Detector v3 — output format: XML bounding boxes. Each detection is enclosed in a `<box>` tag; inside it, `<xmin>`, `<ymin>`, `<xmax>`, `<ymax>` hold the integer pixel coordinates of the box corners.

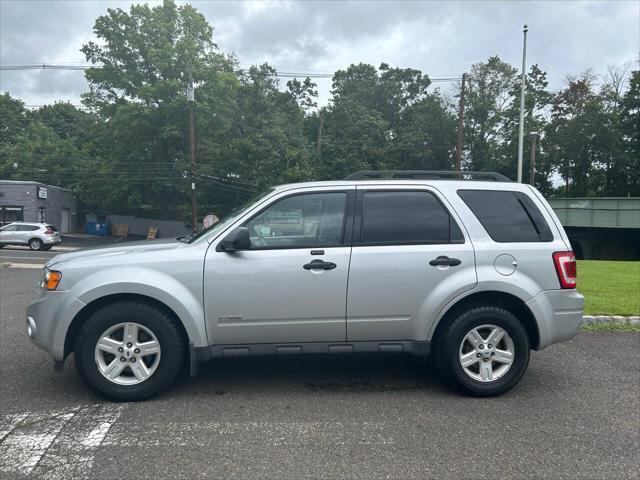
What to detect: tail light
<box><xmin>553</xmin><ymin>251</ymin><xmax>577</xmax><ymax>289</ymax></box>
<box><xmin>44</xmin><ymin>228</ymin><xmax>54</xmax><ymax>234</ymax></box>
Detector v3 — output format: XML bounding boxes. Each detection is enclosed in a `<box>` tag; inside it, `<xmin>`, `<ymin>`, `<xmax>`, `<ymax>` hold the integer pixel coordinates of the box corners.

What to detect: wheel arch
<box><xmin>429</xmin><ymin>290</ymin><xmax>540</xmax><ymax>350</ymax></box>
<box><xmin>64</xmin><ymin>293</ymin><xmax>190</xmax><ymax>360</ymax></box>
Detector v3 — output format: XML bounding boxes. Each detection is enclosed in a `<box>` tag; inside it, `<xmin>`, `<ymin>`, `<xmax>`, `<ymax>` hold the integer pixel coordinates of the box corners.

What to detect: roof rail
<box><xmin>344</xmin><ymin>170</ymin><xmax>512</xmax><ymax>182</ymax></box>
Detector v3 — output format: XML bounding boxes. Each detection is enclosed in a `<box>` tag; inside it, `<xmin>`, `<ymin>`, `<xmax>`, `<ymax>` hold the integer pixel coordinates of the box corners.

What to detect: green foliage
<box><xmin>317</xmin><ymin>62</ymin><xmax>455</xmax><ymax>179</ymax></box>
<box><xmin>462</xmin><ymin>57</ymin><xmax>516</xmax><ymax>173</ymax></box>
<box><xmin>0</xmin><ymin>93</ymin><xmax>28</xmax><ymax>147</ymax></box>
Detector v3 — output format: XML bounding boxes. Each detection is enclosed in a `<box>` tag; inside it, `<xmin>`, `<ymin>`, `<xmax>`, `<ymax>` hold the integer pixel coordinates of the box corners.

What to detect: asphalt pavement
<box><xmin>0</xmin><ymin>268</ymin><xmax>639</xmax><ymax>479</ymax></box>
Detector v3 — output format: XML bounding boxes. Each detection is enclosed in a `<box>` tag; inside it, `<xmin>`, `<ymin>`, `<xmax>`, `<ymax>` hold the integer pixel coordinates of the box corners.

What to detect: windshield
<box><xmin>184</xmin><ymin>188</ymin><xmax>275</xmax><ymax>244</ymax></box>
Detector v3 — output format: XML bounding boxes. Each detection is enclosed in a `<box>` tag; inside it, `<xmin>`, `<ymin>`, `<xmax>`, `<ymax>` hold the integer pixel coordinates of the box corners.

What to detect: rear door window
<box><xmin>359</xmin><ymin>190</ymin><xmax>464</xmax><ymax>245</ymax></box>
<box><xmin>458</xmin><ymin>190</ymin><xmax>553</xmax><ymax>242</ymax></box>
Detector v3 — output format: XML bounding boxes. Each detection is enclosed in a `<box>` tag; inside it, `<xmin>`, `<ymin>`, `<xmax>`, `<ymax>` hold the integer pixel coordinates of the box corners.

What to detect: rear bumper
<box><xmin>26</xmin><ymin>290</ymin><xmax>86</xmax><ymax>361</ymax></box>
<box><xmin>42</xmin><ymin>236</ymin><xmax>61</xmax><ymax>245</ymax></box>
<box><xmin>526</xmin><ymin>289</ymin><xmax>584</xmax><ymax>349</ymax></box>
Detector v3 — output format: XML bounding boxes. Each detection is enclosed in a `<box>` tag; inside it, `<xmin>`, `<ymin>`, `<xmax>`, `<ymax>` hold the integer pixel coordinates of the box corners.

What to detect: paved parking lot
<box><xmin>1</xmin><ymin>267</ymin><xmax>639</xmax><ymax>479</ymax></box>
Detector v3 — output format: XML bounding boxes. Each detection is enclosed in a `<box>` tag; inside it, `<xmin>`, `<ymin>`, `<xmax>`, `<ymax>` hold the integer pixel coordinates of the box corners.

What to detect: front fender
<box><xmin>69</xmin><ymin>267</ymin><xmax>207</xmax><ymax>349</ymax></box>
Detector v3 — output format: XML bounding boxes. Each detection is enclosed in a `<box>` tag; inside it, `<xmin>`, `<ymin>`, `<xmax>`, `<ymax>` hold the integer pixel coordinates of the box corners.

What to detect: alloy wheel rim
<box><xmin>458</xmin><ymin>324</ymin><xmax>515</xmax><ymax>383</ymax></box>
<box><xmin>94</xmin><ymin>322</ymin><xmax>161</xmax><ymax>385</ymax></box>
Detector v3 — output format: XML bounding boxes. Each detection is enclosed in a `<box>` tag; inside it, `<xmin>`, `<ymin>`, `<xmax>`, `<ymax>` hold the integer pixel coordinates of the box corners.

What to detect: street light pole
<box><xmin>455</xmin><ymin>73</ymin><xmax>467</xmax><ymax>171</ymax></box>
<box><xmin>187</xmin><ymin>66</ymin><xmax>197</xmax><ymax>233</ymax></box>
<box><xmin>517</xmin><ymin>24</ymin><xmax>528</xmax><ymax>183</ymax></box>
<box><xmin>529</xmin><ymin>132</ymin><xmax>538</xmax><ymax>186</ymax></box>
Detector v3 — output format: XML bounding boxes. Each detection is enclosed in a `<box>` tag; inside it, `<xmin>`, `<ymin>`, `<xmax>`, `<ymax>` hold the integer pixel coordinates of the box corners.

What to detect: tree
<box><xmin>315</xmin><ymin>62</ymin><xmax>454</xmax><ymax>179</ymax></box>
<box><xmin>0</xmin><ymin>93</ymin><xmax>30</xmax><ymax>177</ymax></box>
<box><xmin>387</xmin><ymin>94</ymin><xmax>456</xmax><ymax>171</ymax></box>
<box><xmin>463</xmin><ymin>56</ymin><xmax>518</xmax><ymax>173</ymax></box>
<box><xmin>619</xmin><ymin>70</ymin><xmax>640</xmax><ymax>196</ymax></box>
<box><xmin>2</xmin><ymin>121</ymin><xmax>86</xmax><ymax>188</ymax></box>
<box><xmin>286</xmin><ymin>77</ymin><xmax>318</xmax><ymax>112</ymax></box>
<box><xmin>80</xmin><ymin>0</ymin><xmax>237</xmax><ymax>219</ymax></box>
<box><xmin>545</xmin><ymin>73</ymin><xmax>603</xmax><ymax>196</ymax></box>
<box><xmin>216</xmin><ymin>64</ymin><xmax>315</xmax><ymax>195</ymax></box>
<box><xmin>0</xmin><ymin>93</ymin><xmax>28</xmax><ymax>146</ymax></box>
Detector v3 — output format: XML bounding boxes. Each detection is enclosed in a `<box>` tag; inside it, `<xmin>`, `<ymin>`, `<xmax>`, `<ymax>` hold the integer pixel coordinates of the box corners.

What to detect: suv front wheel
<box><xmin>74</xmin><ymin>300</ymin><xmax>185</xmax><ymax>401</ymax></box>
<box><xmin>434</xmin><ymin>306</ymin><xmax>530</xmax><ymax>396</ymax></box>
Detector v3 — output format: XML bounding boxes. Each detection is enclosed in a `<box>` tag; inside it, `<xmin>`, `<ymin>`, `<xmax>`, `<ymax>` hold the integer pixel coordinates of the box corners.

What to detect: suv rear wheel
<box><xmin>433</xmin><ymin>306</ymin><xmax>530</xmax><ymax>396</ymax></box>
<box><xmin>74</xmin><ymin>300</ymin><xmax>185</xmax><ymax>401</ymax></box>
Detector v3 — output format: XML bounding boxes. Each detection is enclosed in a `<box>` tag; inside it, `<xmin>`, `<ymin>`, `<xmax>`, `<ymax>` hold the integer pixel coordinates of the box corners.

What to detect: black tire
<box><xmin>29</xmin><ymin>238</ymin><xmax>43</xmax><ymax>250</ymax></box>
<box><xmin>74</xmin><ymin>300</ymin><xmax>185</xmax><ymax>401</ymax></box>
<box><xmin>433</xmin><ymin>306</ymin><xmax>530</xmax><ymax>397</ymax></box>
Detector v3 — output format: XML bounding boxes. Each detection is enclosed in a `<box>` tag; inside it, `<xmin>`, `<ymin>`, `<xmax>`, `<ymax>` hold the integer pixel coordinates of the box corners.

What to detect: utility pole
<box><xmin>317</xmin><ymin>109</ymin><xmax>324</xmax><ymax>159</ymax></box>
<box><xmin>529</xmin><ymin>132</ymin><xmax>538</xmax><ymax>186</ymax></box>
<box><xmin>187</xmin><ymin>66</ymin><xmax>197</xmax><ymax>233</ymax></box>
<box><xmin>517</xmin><ymin>24</ymin><xmax>528</xmax><ymax>183</ymax></box>
<box><xmin>455</xmin><ymin>73</ymin><xmax>467</xmax><ymax>171</ymax></box>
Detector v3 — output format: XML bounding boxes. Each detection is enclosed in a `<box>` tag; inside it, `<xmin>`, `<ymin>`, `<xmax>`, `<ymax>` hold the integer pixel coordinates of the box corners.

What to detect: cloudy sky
<box><xmin>1</xmin><ymin>0</ymin><xmax>638</xmax><ymax>106</ymax></box>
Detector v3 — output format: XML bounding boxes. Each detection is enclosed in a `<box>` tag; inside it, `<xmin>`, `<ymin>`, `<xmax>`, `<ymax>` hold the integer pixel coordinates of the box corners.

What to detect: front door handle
<box><xmin>429</xmin><ymin>256</ymin><xmax>461</xmax><ymax>267</ymax></box>
<box><xmin>303</xmin><ymin>259</ymin><xmax>337</xmax><ymax>271</ymax></box>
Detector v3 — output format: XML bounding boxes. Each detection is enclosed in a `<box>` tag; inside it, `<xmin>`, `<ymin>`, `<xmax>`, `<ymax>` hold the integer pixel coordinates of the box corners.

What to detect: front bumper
<box><xmin>526</xmin><ymin>289</ymin><xmax>584</xmax><ymax>349</ymax></box>
<box><xmin>26</xmin><ymin>290</ymin><xmax>86</xmax><ymax>361</ymax></box>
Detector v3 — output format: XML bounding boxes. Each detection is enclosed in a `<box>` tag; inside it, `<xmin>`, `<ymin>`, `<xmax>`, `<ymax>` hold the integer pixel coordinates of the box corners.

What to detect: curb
<box><xmin>583</xmin><ymin>315</ymin><xmax>640</xmax><ymax>325</ymax></box>
<box><xmin>0</xmin><ymin>262</ymin><xmax>10</xmax><ymax>269</ymax></box>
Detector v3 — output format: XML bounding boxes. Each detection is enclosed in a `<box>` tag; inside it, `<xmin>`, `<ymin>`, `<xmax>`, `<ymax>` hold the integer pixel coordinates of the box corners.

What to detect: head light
<box><xmin>42</xmin><ymin>269</ymin><xmax>62</xmax><ymax>291</ymax></box>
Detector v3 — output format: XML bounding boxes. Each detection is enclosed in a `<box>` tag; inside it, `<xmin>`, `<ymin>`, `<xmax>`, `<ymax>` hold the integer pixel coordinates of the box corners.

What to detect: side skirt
<box><xmin>194</xmin><ymin>340</ymin><xmax>431</xmax><ymax>365</ymax></box>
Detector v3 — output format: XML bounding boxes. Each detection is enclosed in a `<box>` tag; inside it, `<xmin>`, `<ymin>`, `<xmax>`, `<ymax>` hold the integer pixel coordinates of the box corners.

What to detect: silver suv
<box><xmin>26</xmin><ymin>171</ymin><xmax>583</xmax><ymax>401</ymax></box>
<box><xmin>0</xmin><ymin>222</ymin><xmax>61</xmax><ymax>250</ymax></box>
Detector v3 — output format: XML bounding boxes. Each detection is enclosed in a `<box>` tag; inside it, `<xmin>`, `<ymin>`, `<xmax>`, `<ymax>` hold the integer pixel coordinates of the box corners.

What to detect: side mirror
<box><xmin>217</xmin><ymin>227</ymin><xmax>251</xmax><ymax>252</ymax></box>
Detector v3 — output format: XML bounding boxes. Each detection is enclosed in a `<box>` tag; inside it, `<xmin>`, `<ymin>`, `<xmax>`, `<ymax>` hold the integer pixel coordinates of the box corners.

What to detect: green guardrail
<box><xmin>548</xmin><ymin>197</ymin><xmax>640</xmax><ymax>229</ymax></box>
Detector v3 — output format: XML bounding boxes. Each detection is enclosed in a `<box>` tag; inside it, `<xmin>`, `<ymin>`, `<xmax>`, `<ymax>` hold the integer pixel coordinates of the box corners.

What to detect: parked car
<box><xmin>26</xmin><ymin>171</ymin><xmax>583</xmax><ymax>401</ymax></box>
<box><xmin>0</xmin><ymin>222</ymin><xmax>61</xmax><ymax>250</ymax></box>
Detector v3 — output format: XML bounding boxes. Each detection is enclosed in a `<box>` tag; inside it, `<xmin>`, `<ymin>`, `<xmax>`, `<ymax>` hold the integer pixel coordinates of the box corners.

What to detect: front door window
<box><xmin>244</xmin><ymin>192</ymin><xmax>347</xmax><ymax>249</ymax></box>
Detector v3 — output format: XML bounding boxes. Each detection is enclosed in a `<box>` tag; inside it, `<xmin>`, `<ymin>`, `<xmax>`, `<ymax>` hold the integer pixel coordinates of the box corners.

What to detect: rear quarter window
<box><xmin>457</xmin><ymin>190</ymin><xmax>553</xmax><ymax>242</ymax></box>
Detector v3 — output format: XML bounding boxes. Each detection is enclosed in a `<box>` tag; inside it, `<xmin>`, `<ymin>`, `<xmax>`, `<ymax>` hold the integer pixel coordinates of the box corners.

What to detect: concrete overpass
<box><xmin>547</xmin><ymin>197</ymin><xmax>640</xmax><ymax>260</ymax></box>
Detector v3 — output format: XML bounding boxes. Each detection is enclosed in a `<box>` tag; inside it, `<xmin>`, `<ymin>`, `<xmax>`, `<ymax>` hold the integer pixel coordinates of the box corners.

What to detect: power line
<box><xmin>2</xmin><ymin>63</ymin><xmax>463</xmax><ymax>82</ymax></box>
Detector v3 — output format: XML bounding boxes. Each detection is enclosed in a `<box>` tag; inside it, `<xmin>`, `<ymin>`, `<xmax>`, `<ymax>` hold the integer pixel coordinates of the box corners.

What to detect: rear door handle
<box><xmin>303</xmin><ymin>259</ymin><xmax>337</xmax><ymax>270</ymax></box>
<box><xmin>429</xmin><ymin>256</ymin><xmax>461</xmax><ymax>267</ymax></box>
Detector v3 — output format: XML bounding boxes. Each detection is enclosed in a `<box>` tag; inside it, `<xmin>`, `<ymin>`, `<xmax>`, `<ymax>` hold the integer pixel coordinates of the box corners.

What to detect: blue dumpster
<box><xmin>85</xmin><ymin>222</ymin><xmax>109</xmax><ymax>235</ymax></box>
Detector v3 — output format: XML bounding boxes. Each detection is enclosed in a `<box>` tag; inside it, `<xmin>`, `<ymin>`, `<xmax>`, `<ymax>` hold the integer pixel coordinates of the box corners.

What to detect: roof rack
<box><xmin>344</xmin><ymin>170</ymin><xmax>511</xmax><ymax>182</ymax></box>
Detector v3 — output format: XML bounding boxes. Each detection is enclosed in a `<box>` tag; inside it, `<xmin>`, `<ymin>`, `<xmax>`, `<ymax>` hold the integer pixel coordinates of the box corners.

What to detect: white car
<box><xmin>0</xmin><ymin>222</ymin><xmax>61</xmax><ymax>250</ymax></box>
